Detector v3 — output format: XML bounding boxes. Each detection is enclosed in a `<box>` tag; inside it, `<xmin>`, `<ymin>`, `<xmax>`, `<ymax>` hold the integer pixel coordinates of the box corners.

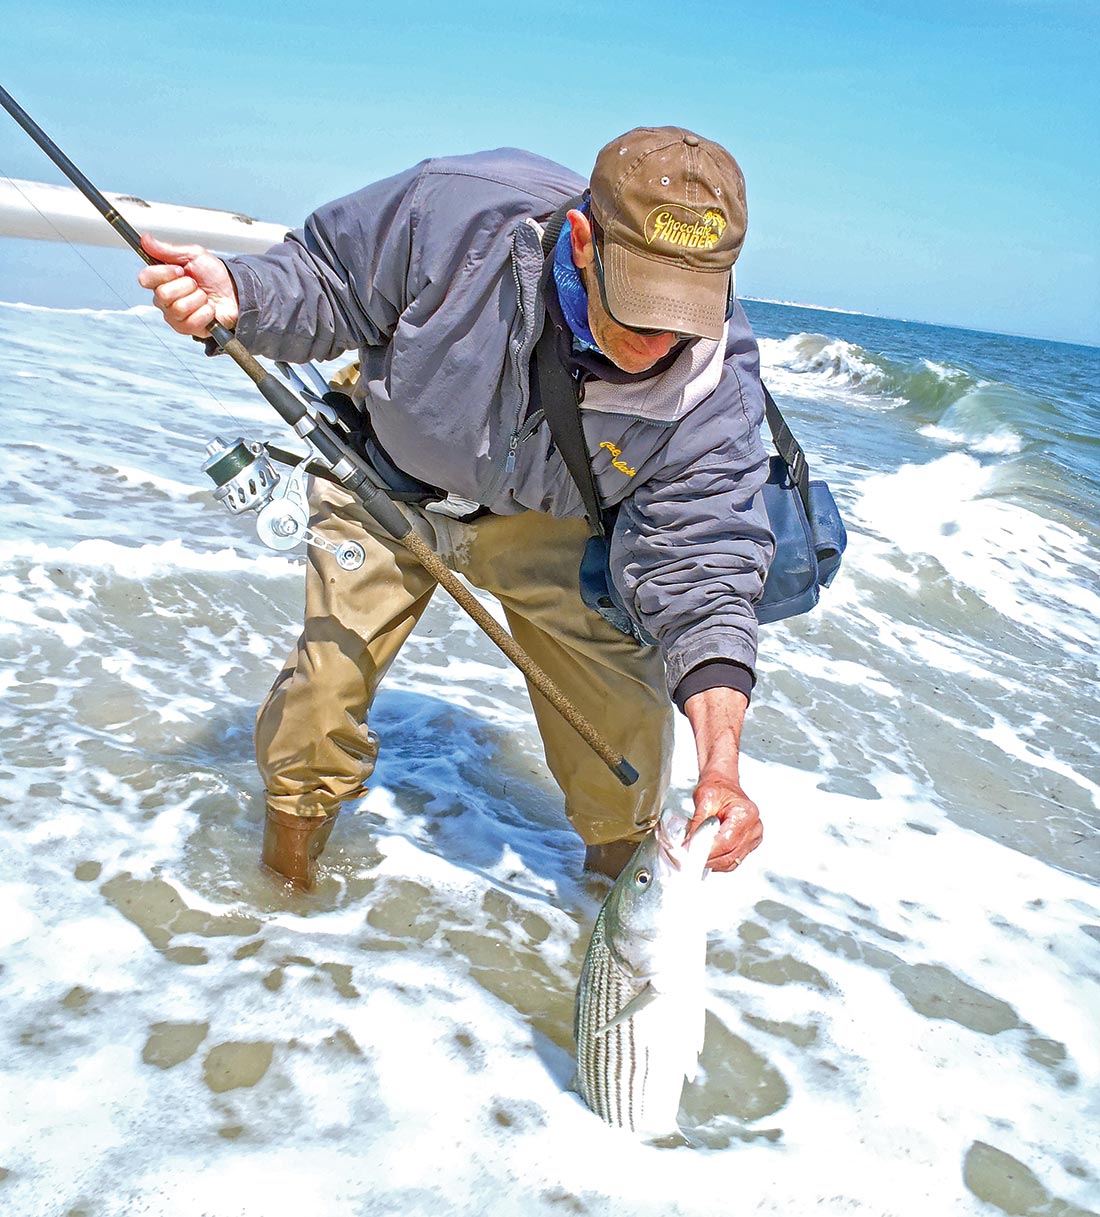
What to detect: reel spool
<box><xmin>202</xmin><ymin>437</ymin><xmax>280</xmax><ymax>514</ymax></box>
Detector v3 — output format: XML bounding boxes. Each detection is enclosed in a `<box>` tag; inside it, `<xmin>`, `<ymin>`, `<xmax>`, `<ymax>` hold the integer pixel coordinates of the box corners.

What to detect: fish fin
<box><xmin>643</xmin><ymin>1125</ymin><xmax>694</xmax><ymax>1149</ymax></box>
<box><xmin>594</xmin><ymin>982</ymin><xmax>658</xmax><ymax>1036</ymax></box>
<box><xmin>683</xmin><ymin>999</ymin><xmax>710</xmax><ymax>1082</ymax></box>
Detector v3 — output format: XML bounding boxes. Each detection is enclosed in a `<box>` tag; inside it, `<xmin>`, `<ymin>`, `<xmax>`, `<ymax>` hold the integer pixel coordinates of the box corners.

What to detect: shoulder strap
<box><xmin>762</xmin><ymin>383</ymin><xmax>811</xmax><ymax>509</ymax></box>
<box><xmin>534</xmin><ymin>195</ymin><xmax>607</xmax><ymax>537</ymax></box>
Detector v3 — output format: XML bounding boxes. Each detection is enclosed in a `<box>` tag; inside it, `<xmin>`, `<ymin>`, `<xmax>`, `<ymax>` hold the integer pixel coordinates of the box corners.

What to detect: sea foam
<box><xmin>2</xmin><ymin>289</ymin><xmax>1098</xmax><ymax>1217</ymax></box>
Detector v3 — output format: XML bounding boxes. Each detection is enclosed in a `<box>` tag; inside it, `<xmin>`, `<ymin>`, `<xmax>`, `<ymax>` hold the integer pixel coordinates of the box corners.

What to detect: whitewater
<box><xmin>0</xmin><ymin>293</ymin><xmax>1097</xmax><ymax>1217</ymax></box>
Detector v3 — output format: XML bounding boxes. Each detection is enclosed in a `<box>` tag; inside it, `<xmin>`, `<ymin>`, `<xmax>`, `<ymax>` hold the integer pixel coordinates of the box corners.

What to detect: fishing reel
<box><xmin>201</xmin><ymin>436</ymin><xmax>366</xmax><ymax>571</ymax></box>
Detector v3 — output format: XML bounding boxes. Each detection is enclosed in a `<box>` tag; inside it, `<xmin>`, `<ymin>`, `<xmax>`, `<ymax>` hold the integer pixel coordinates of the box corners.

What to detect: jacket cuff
<box><xmin>672</xmin><ymin>659</ymin><xmax>755</xmax><ymax>714</ymax></box>
<box><xmin>222</xmin><ymin>257</ymin><xmax>264</xmax><ymax>350</ymax></box>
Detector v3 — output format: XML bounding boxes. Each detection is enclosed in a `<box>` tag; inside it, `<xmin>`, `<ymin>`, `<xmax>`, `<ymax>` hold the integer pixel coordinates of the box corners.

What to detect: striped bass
<box><xmin>574</xmin><ymin>809</ymin><xmax>720</xmax><ymax>1138</ymax></box>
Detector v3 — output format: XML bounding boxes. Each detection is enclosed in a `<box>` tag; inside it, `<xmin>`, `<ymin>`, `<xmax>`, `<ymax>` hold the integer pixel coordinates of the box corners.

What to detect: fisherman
<box><xmin>138</xmin><ymin>127</ymin><xmax>773</xmax><ymax>888</ymax></box>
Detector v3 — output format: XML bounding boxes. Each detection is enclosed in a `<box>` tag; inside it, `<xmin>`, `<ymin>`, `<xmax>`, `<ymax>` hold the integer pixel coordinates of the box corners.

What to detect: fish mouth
<box><xmin>655</xmin><ymin>812</ymin><xmax>719</xmax><ymax>874</ymax></box>
<box><xmin>654</xmin><ymin>813</ymin><xmax>692</xmax><ymax>871</ymax></box>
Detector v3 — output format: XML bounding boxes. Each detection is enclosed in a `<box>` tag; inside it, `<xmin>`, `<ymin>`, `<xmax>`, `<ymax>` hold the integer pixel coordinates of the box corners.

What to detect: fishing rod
<box><xmin>0</xmin><ymin>83</ymin><xmax>639</xmax><ymax>787</ymax></box>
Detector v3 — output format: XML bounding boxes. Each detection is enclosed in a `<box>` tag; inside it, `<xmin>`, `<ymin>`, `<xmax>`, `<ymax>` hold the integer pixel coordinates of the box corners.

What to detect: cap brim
<box><xmin>602</xmin><ymin>241</ymin><xmax>729</xmax><ymax>341</ymax></box>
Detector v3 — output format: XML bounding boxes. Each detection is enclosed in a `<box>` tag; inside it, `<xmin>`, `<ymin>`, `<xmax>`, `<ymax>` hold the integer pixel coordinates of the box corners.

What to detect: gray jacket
<box><xmin>226</xmin><ymin>148</ymin><xmax>774</xmax><ymax>702</ymax></box>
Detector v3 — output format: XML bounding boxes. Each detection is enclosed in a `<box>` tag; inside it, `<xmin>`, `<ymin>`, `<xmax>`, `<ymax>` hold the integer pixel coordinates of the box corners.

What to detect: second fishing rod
<box><xmin>0</xmin><ymin>82</ymin><xmax>639</xmax><ymax>787</ymax></box>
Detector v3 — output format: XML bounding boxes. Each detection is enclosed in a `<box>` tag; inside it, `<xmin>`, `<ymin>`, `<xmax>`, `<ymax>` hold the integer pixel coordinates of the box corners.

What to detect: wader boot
<box><xmin>262</xmin><ymin>808</ymin><xmax>338</xmax><ymax>890</ymax></box>
<box><xmin>583</xmin><ymin>838</ymin><xmax>642</xmax><ymax>881</ymax></box>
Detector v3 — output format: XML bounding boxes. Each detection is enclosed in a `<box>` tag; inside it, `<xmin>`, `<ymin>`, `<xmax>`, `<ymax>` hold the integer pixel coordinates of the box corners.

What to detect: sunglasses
<box><xmin>590</xmin><ymin>216</ymin><xmax>735</xmax><ymax>341</ymax></box>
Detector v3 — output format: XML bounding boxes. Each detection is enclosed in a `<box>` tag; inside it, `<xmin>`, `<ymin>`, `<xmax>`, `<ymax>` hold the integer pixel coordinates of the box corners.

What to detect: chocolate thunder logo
<box><xmin>644</xmin><ymin>204</ymin><xmax>727</xmax><ymax>250</ymax></box>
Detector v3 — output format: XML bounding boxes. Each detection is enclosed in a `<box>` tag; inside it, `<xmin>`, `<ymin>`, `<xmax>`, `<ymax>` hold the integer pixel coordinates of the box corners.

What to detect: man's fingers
<box><xmin>153</xmin><ymin>275</ymin><xmax>198</xmax><ymax>306</ymax></box>
<box><xmin>145</xmin><ymin>270</ymin><xmax>213</xmax><ymax>335</ymax></box>
<box><xmin>136</xmin><ymin>233</ymin><xmax>239</xmax><ymax>330</ymax></box>
<box><xmin>703</xmin><ymin>806</ymin><xmax>763</xmax><ymax>872</ymax></box>
<box><xmin>181</xmin><ymin>302</ymin><xmax>216</xmax><ymax>334</ymax></box>
<box><xmin>688</xmin><ymin>774</ymin><xmax>764</xmax><ymax>873</ymax></box>
<box><xmin>164</xmin><ymin>287</ymin><xmax>210</xmax><ymax>326</ymax></box>
<box><xmin>137</xmin><ymin>264</ymin><xmax>184</xmax><ymax>290</ymax></box>
<box><xmin>140</xmin><ymin>232</ymin><xmax>207</xmax><ymax>265</ymax></box>
<box><xmin>707</xmin><ymin>821</ymin><xmax>763</xmax><ymax>872</ymax></box>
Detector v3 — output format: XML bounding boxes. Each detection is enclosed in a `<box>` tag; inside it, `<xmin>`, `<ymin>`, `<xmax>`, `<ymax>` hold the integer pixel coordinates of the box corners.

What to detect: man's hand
<box><xmin>684</xmin><ymin>684</ymin><xmax>762</xmax><ymax>872</ymax></box>
<box><xmin>137</xmin><ymin>234</ymin><xmax>240</xmax><ymax>335</ymax></box>
<box><xmin>689</xmin><ymin>772</ymin><xmax>762</xmax><ymax>872</ymax></box>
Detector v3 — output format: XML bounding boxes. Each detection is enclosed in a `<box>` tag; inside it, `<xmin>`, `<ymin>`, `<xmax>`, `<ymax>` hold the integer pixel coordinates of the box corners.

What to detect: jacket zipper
<box><xmin>487</xmin><ymin>221</ymin><xmax>549</xmax><ymax>498</ymax></box>
<box><xmin>502</xmin><ymin>223</ymin><xmax>544</xmax><ymax>478</ymax></box>
<box><xmin>505</xmin><ymin>408</ymin><xmax>545</xmax><ymax>473</ymax></box>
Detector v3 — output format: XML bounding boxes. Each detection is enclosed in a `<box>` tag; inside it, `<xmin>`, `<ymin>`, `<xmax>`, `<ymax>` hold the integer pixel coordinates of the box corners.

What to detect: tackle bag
<box><xmin>754</xmin><ymin>386</ymin><xmax>847</xmax><ymax>624</ymax></box>
<box><xmin>575</xmin><ymin>423</ymin><xmax>847</xmax><ymax>641</ymax></box>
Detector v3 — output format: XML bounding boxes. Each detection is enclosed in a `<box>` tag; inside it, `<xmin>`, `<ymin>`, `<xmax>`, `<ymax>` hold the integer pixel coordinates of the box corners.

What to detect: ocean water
<box><xmin>0</xmin><ymin>293</ymin><xmax>1097</xmax><ymax>1217</ymax></box>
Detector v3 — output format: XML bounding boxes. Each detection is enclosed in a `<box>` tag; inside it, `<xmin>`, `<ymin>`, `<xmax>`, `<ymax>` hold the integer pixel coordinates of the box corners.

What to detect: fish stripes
<box><xmin>573</xmin><ymin>813</ymin><xmax>719</xmax><ymax>1137</ymax></box>
<box><xmin>575</xmin><ymin>901</ymin><xmax>663</xmax><ymax>1133</ymax></box>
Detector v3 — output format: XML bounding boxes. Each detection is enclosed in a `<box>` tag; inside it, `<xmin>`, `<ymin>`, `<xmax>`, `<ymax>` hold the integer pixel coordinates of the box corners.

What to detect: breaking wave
<box><xmin>760</xmin><ymin>332</ymin><xmax>976</xmax><ymax>411</ymax></box>
<box><xmin>755</xmin><ymin>332</ymin><xmax>1081</xmax><ymax>470</ymax></box>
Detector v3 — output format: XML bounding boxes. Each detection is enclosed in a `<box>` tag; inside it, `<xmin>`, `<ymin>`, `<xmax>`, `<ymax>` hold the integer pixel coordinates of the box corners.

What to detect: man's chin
<box><xmin>607</xmin><ymin>347</ymin><xmax>659</xmax><ymax>374</ymax></box>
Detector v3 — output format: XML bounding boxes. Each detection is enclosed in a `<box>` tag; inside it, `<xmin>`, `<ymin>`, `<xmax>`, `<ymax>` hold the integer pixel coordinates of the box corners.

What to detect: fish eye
<box><xmin>634</xmin><ymin>868</ymin><xmax>651</xmax><ymax>887</ymax></box>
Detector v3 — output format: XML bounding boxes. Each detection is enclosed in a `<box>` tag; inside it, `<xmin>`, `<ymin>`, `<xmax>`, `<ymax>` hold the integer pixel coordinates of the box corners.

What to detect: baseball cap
<box><xmin>589</xmin><ymin>126</ymin><xmax>747</xmax><ymax>341</ymax></box>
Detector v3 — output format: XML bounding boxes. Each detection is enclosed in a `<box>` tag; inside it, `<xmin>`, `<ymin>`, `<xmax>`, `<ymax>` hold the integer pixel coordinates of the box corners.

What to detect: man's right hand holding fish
<box><xmin>685</xmin><ymin>685</ymin><xmax>762</xmax><ymax>872</ymax></box>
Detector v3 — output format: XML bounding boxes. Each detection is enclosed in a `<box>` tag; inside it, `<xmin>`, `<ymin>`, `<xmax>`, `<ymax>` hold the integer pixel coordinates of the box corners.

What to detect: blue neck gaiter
<box><xmin>552</xmin><ymin>211</ymin><xmax>598</xmax><ymax>351</ymax></box>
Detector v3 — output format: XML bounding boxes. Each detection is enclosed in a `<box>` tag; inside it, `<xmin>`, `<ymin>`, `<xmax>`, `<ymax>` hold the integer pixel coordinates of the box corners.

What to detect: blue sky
<box><xmin>1</xmin><ymin>0</ymin><xmax>1097</xmax><ymax>345</ymax></box>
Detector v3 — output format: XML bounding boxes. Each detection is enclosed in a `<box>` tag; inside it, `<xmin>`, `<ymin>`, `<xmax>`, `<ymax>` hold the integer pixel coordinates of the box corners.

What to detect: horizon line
<box><xmin>740</xmin><ymin>295</ymin><xmax>1100</xmax><ymax>352</ymax></box>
